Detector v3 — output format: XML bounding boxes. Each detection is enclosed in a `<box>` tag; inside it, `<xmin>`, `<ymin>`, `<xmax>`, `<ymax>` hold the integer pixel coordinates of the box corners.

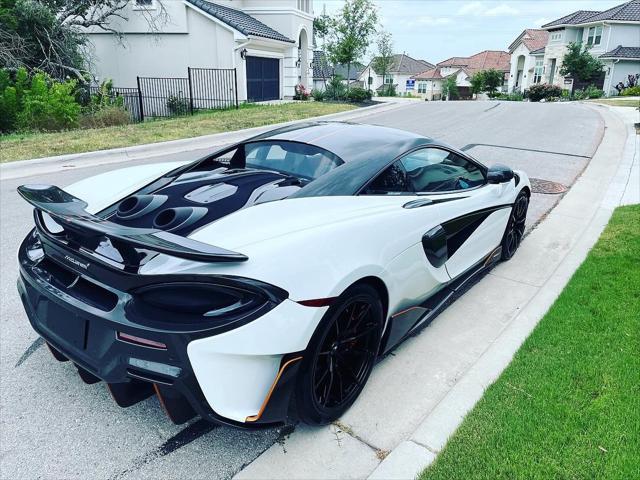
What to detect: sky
<box><xmin>312</xmin><ymin>0</ymin><xmax>624</xmax><ymax>63</ymax></box>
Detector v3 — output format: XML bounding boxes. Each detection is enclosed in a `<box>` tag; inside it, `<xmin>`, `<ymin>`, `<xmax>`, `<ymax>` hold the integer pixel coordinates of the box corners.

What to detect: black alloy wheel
<box><xmin>295</xmin><ymin>284</ymin><xmax>383</xmax><ymax>425</ymax></box>
<box><xmin>501</xmin><ymin>190</ymin><xmax>529</xmax><ymax>260</ymax></box>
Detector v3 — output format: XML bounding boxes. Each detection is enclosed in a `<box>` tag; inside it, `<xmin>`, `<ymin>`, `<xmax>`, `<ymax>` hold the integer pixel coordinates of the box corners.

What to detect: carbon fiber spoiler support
<box><xmin>18</xmin><ymin>185</ymin><xmax>248</xmax><ymax>263</ymax></box>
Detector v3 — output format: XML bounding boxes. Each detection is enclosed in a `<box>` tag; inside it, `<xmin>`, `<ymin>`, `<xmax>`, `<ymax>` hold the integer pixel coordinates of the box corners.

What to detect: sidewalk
<box><xmin>233</xmin><ymin>105</ymin><xmax>637</xmax><ymax>480</ymax></box>
<box><xmin>0</xmin><ymin>99</ymin><xmax>410</xmax><ymax>181</ymax></box>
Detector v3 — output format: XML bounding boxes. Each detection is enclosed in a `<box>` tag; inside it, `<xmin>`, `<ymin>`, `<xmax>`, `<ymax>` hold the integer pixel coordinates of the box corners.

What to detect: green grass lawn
<box><xmin>420</xmin><ymin>204</ymin><xmax>640</xmax><ymax>480</ymax></box>
<box><xmin>587</xmin><ymin>97</ymin><xmax>640</xmax><ymax>108</ymax></box>
<box><xmin>0</xmin><ymin>102</ymin><xmax>356</xmax><ymax>163</ymax></box>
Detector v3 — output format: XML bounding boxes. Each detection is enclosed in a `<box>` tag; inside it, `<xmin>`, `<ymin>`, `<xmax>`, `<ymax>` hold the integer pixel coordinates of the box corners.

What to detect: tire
<box><xmin>501</xmin><ymin>189</ymin><xmax>529</xmax><ymax>261</ymax></box>
<box><xmin>295</xmin><ymin>284</ymin><xmax>384</xmax><ymax>425</ymax></box>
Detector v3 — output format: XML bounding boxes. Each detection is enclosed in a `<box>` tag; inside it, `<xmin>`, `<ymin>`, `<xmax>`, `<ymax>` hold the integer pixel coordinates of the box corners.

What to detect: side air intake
<box><xmin>116</xmin><ymin>195</ymin><xmax>168</xmax><ymax>220</ymax></box>
<box><xmin>153</xmin><ymin>207</ymin><xmax>208</xmax><ymax>233</ymax></box>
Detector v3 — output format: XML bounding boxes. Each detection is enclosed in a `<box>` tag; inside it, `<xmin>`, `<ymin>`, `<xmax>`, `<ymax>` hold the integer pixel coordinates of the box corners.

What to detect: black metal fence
<box><xmin>86</xmin><ymin>68</ymin><xmax>238</xmax><ymax>122</ymax></box>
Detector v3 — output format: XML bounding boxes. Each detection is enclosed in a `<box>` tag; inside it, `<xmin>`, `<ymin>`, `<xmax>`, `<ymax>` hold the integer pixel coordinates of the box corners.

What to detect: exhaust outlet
<box><xmin>153</xmin><ymin>206</ymin><xmax>208</xmax><ymax>232</ymax></box>
<box><xmin>116</xmin><ymin>194</ymin><xmax>167</xmax><ymax>220</ymax></box>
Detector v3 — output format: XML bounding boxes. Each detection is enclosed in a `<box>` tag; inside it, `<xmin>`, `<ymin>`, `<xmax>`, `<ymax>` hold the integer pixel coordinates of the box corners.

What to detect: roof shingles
<box><xmin>600</xmin><ymin>45</ymin><xmax>640</xmax><ymax>59</ymax></box>
<box><xmin>542</xmin><ymin>1</ymin><xmax>640</xmax><ymax>28</ymax></box>
<box><xmin>186</xmin><ymin>0</ymin><xmax>294</xmax><ymax>43</ymax></box>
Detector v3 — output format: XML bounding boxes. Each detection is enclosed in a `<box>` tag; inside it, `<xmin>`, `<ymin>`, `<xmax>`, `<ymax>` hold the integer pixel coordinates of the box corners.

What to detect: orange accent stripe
<box><xmin>153</xmin><ymin>383</ymin><xmax>175</xmax><ymax>423</ymax></box>
<box><xmin>245</xmin><ymin>356</ymin><xmax>303</xmax><ymax>423</ymax></box>
<box><xmin>391</xmin><ymin>306</ymin><xmax>424</xmax><ymax>318</ymax></box>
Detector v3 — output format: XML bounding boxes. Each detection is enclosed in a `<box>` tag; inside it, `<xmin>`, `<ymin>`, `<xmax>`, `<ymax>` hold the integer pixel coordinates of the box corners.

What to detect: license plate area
<box><xmin>39</xmin><ymin>299</ymin><xmax>88</xmax><ymax>350</ymax></box>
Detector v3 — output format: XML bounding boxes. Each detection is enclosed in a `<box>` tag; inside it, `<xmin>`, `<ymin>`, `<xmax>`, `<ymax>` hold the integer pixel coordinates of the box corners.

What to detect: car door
<box><xmin>397</xmin><ymin>146</ymin><xmax>513</xmax><ymax>279</ymax></box>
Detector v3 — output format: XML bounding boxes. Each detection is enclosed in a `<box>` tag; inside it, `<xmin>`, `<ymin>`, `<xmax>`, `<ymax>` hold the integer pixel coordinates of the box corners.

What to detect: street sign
<box><xmin>406</xmin><ymin>79</ymin><xmax>415</xmax><ymax>91</ymax></box>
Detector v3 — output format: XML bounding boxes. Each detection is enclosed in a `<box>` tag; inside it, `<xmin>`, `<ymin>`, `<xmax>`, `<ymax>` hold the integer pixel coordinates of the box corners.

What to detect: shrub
<box><xmin>80</xmin><ymin>106</ymin><xmax>131</xmax><ymax>129</ymax></box>
<box><xmin>325</xmin><ymin>75</ymin><xmax>347</xmax><ymax>101</ymax></box>
<box><xmin>621</xmin><ymin>85</ymin><xmax>640</xmax><ymax>96</ymax></box>
<box><xmin>166</xmin><ymin>94</ymin><xmax>190</xmax><ymax>115</ymax></box>
<box><xmin>346</xmin><ymin>87</ymin><xmax>372</xmax><ymax>103</ymax></box>
<box><xmin>572</xmin><ymin>88</ymin><xmax>587</xmax><ymax>100</ymax></box>
<box><xmin>294</xmin><ymin>83</ymin><xmax>310</xmax><ymax>100</ymax></box>
<box><xmin>378</xmin><ymin>83</ymin><xmax>396</xmax><ymax>97</ymax></box>
<box><xmin>18</xmin><ymin>72</ymin><xmax>80</xmax><ymax>131</ymax></box>
<box><xmin>311</xmin><ymin>88</ymin><xmax>325</xmax><ymax>102</ymax></box>
<box><xmin>525</xmin><ymin>83</ymin><xmax>562</xmax><ymax>102</ymax></box>
<box><xmin>0</xmin><ymin>67</ymin><xmax>29</xmax><ymax>133</ymax></box>
<box><xmin>584</xmin><ymin>84</ymin><xmax>604</xmax><ymax>99</ymax></box>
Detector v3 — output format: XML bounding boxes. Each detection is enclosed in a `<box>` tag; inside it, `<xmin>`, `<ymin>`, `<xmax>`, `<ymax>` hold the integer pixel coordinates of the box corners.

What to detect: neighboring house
<box><xmin>413</xmin><ymin>50</ymin><xmax>511</xmax><ymax>100</ymax></box>
<box><xmin>358</xmin><ymin>54</ymin><xmax>435</xmax><ymax>95</ymax></box>
<box><xmin>311</xmin><ymin>51</ymin><xmax>364</xmax><ymax>90</ymax></box>
<box><xmin>84</xmin><ymin>0</ymin><xmax>314</xmax><ymax>102</ymax></box>
<box><xmin>539</xmin><ymin>0</ymin><xmax>640</xmax><ymax>95</ymax></box>
<box><xmin>507</xmin><ymin>29</ymin><xmax>549</xmax><ymax>93</ymax></box>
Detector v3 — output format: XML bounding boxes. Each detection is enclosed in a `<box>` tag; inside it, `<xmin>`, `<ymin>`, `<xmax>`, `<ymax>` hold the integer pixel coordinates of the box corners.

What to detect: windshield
<box><xmin>243</xmin><ymin>141</ymin><xmax>343</xmax><ymax>180</ymax></box>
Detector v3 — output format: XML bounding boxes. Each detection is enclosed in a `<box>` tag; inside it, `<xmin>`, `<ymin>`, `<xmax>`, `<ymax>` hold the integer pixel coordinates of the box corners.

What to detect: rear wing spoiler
<box><xmin>18</xmin><ymin>185</ymin><xmax>248</xmax><ymax>263</ymax></box>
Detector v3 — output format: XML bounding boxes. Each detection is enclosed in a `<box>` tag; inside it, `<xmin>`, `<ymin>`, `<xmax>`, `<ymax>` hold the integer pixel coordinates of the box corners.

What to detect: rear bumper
<box><xmin>17</xmin><ymin>237</ymin><xmax>324</xmax><ymax>427</ymax></box>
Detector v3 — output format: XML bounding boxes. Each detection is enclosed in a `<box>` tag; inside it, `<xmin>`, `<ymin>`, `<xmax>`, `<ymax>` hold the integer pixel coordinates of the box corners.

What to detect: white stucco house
<box><xmin>84</xmin><ymin>0</ymin><xmax>314</xmax><ymax>102</ymax></box>
<box><xmin>507</xmin><ymin>29</ymin><xmax>549</xmax><ymax>93</ymax></box>
<box><xmin>358</xmin><ymin>54</ymin><xmax>434</xmax><ymax>96</ymax></box>
<box><xmin>537</xmin><ymin>0</ymin><xmax>640</xmax><ymax>95</ymax></box>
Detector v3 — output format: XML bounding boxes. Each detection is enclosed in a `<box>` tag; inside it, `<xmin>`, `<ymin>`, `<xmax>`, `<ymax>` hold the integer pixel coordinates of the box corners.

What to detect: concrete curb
<box><xmin>233</xmin><ymin>105</ymin><xmax>636</xmax><ymax>480</ymax></box>
<box><xmin>0</xmin><ymin>100</ymin><xmax>408</xmax><ymax>181</ymax></box>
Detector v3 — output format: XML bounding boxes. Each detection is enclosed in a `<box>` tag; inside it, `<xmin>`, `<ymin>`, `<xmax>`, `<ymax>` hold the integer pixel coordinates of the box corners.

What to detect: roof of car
<box><xmin>248</xmin><ymin>122</ymin><xmax>439</xmax><ymax>197</ymax></box>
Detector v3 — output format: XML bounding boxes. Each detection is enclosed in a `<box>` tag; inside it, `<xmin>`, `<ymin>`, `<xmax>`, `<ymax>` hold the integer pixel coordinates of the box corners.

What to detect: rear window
<box><xmin>244</xmin><ymin>141</ymin><xmax>343</xmax><ymax>180</ymax></box>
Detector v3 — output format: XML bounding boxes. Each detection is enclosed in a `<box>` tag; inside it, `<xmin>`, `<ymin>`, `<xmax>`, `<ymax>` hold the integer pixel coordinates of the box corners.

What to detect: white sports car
<box><xmin>17</xmin><ymin>122</ymin><xmax>530</xmax><ymax>427</ymax></box>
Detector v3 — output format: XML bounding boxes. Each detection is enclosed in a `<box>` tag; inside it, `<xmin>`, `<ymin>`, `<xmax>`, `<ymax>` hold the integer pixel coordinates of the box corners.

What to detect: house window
<box><xmin>533</xmin><ymin>60</ymin><xmax>543</xmax><ymax>84</ymax></box>
<box><xmin>384</xmin><ymin>75</ymin><xmax>394</xmax><ymax>84</ymax></box>
<box><xmin>550</xmin><ymin>32</ymin><xmax>562</xmax><ymax>41</ymax></box>
<box><xmin>587</xmin><ymin>26</ymin><xmax>603</xmax><ymax>46</ymax></box>
<box><xmin>418</xmin><ymin>81</ymin><xmax>427</xmax><ymax>93</ymax></box>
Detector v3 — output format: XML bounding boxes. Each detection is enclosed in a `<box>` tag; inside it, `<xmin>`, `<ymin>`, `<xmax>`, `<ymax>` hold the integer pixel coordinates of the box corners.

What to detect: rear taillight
<box><xmin>125</xmin><ymin>279</ymin><xmax>288</xmax><ymax>331</ymax></box>
<box><xmin>117</xmin><ymin>332</ymin><xmax>167</xmax><ymax>350</ymax></box>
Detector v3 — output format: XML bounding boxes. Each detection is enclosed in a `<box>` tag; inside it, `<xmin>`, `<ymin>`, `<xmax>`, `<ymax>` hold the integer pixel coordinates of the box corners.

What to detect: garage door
<box><xmin>246</xmin><ymin>56</ymin><xmax>280</xmax><ymax>102</ymax></box>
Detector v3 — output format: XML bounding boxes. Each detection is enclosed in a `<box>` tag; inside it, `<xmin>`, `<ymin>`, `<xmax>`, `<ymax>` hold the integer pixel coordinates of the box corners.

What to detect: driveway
<box><xmin>0</xmin><ymin>101</ymin><xmax>603</xmax><ymax>479</ymax></box>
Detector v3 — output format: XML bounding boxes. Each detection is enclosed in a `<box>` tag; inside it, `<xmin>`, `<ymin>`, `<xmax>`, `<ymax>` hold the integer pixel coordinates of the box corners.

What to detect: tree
<box><xmin>0</xmin><ymin>0</ymin><xmax>167</xmax><ymax>80</ymax></box>
<box><xmin>372</xmin><ymin>31</ymin><xmax>393</xmax><ymax>95</ymax></box>
<box><xmin>313</xmin><ymin>12</ymin><xmax>331</xmax><ymax>88</ymax></box>
<box><xmin>560</xmin><ymin>42</ymin><xmax>604</xmax><ymax>82</ymax></box>
<box><xmin>470</xmin><ymin>71</ymin><xmax>485</xmax><ymax>97</ymax></box>
<box><xmin>482</xmin><ymin>69</ymin><xmax>504</xmax><ymax>94</ymax></box>
<box><xmin>441</xmin><ymin>76</ymin><xmax>458</xmax><ymax>101</ymax></box>
<box><xmin>326</xmin><ymin>0</ymin><xmax>378</xmax><ymax>91</ymax></box>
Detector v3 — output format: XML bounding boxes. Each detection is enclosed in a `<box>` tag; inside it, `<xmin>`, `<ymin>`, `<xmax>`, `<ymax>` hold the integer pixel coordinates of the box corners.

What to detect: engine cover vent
<box><xmin>185</xmin><ymin>183</ymin><xmax>238</xmax><ymax>204</ymax></box>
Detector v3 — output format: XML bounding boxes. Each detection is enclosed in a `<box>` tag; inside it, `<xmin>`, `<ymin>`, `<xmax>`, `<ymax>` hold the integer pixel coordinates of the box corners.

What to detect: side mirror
<box><xmin>487</xmin><ymin>164</ymin><xmax>514</xmax><ymax>184</ymax></box>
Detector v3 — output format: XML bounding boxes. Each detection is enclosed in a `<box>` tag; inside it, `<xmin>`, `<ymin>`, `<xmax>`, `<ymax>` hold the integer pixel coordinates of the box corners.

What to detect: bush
<box><xmin>18</xmin><ymin>72</ymin><xmax>80</xmax><ymax>131</ymax></box>
<box><xmin>80</xmin><ymin>106</ymin><xmax>131</xmax><ymax>129</ymax></box>
<box><xmin>325</xmin><ymin>75</ymin><xmax>347</xmax><ymax>101</ymax></box>
<box><xmin>0</xmin><ymin>68</ymin><xmax>29</xmax><ymax>133</ymax></box>
<box><xmin>346</xmin><ymin>87</ymin><xmax>372</xmax><ymax>103</ymax></box>
<box><xmin>311</xmin><ymin>89</ymin><xmax>325</xmax><ymax>102</ymax></box>
<box><xmin>525</xmin><ymin>83</ymin><xmax>563</xmax><ymax>102</ymax></box>
<box><xmin>294</xmin><ymin>83</ymin><xmax>310</xmax><ymax>100</ymax></box>
<box><xmin>584</xmin><ymin>85</ymin><xmax>604</xmax><ymax>99</ymax></box>
<box><xmin>378</xmin><ymin>84</ymin><xmax>396</xmax><ymax>97</ymax></box>
<box><xmin>166</xmin><ymin>94</ymin><xmax>190</xmax><ymax>115</ymax></box>
<box><xmin>621</xmin><ymin>85</ymin><xmax>640</xmax><ymax>96</ymax></box>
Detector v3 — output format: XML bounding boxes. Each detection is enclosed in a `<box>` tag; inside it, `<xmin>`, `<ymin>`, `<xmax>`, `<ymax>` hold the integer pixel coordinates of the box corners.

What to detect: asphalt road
<box><xmin>0</xmin><ymin>101</ymin><xmax>604</xmax><ymax>480</ymax></box>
